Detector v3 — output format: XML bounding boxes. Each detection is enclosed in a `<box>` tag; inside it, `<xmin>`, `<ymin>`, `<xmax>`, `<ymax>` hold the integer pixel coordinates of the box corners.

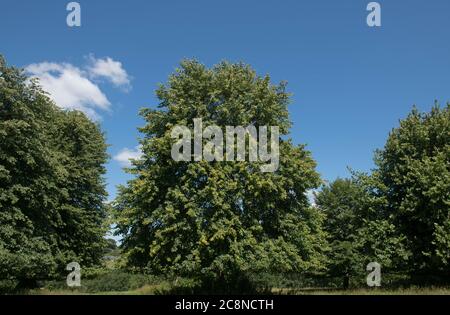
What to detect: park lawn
<box><xmin>27</xmin><ymin>286</ymin><xmax>450</xmax><ymax>295</ymax></box>
<box><xmin>28</xmin><ymin>284</ymin><xmax>166</xmax><ymax>295</ymax></box>
<box><xmin>273</xmin><ymin>287</ymin><xmax>450</xmax><ymax>295</ymax></box>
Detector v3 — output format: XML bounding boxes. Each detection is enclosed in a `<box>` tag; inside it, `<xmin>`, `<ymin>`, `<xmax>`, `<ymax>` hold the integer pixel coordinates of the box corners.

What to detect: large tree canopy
<box><xmin>316</xmin><ymin>177</ymin><xmax>409</xmax><ymax>288</ymax></box>
<box><xmin>0</xmin><ymin>55</ymin><xmax>108</xmax><ymax>287</ymax></box>
<box><xmin>373</xmin><ymin>104</ymin><xmax>450</xmax><ymax>273</ymax></box>
<box><xmin>113</xmin><ymin>60</ymin><xmax>327</xmax><ymax>288</ymax></box>
<box><xmin>316</xmin><ymin>104</ymin><xmax>449</xmax><ymax>287</ymax></box>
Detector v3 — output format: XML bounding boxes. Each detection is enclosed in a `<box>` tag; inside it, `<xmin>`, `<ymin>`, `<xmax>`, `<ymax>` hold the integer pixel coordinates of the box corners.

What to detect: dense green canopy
<box><xmin>316</xmin><ymin>178</ymin><xmax>409</xmax><ymax>288</ymax></box>
<box><xmin>0</xmin><ymin>55</ymin><xmax>108</xmax><ymax>287</ymax></box>
<box><xmin>373</xmin><ymin>104</ymin><xmax>450</xmax><ymax>273</ymax></box>
<box><xmin>113</xmin><ymin>60</ymin><xmax>327</xmax><ymax>287</ymax></box>
<box><xmin>316</xmin><ymin>104</ymin><xmax>449</xmax><ymax>287</ymax></box>
<box><xmin>1</xmin><ymin>52</ymin><xmax>449</xmax><ymax>292</ymax></box>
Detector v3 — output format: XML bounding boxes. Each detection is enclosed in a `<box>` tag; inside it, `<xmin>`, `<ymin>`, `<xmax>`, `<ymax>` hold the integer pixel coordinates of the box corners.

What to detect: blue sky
<box><xmin>2</xmin><ymin>0</ymin><xmax>450</xmax><ymax>201</ymax></box>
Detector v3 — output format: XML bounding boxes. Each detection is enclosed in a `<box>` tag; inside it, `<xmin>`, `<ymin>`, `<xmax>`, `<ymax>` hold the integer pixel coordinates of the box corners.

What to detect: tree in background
<box><xmin>50</xmin><ymin>110</ymin><xmax>109</xmax><ymax>269</ymax></box>
<box><xmin>317</xmin><ymin>104</ymin><xmax>449</xmax><ymax>288</ymax></box>
<box><xmin>316</xmin><ymin>177</ymin><xmax>410</xmax><ymax>289</ymax></box>
<box><xmin>315</xmin><ymin>179</ymin><xmax>363</xmax><ymax>289</ymax></box>
<box><xmin>0</xmin><ymin>55</ymin><xmax>108</xmax><ymax>289</ymax></box>
<box><xmin>373</xmin><ymin>104</ymin><xmax>450</xmax><ymax>274</ymax></box>
<box><xmin>113</xmin><ymin>60</ymin><xmax>327</xmax><ymax>292</ymax></box>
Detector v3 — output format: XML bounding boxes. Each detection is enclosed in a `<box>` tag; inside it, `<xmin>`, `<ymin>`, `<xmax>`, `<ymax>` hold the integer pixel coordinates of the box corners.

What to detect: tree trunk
<box><xmin>17</xmin><ymin>278</ymin><xmax>38</xmax><ymax>290</ymax></box>
<box><xmin>343</xmin><ymin>274</ymin><xmax>350</xmax><ymax>290</ymax></box>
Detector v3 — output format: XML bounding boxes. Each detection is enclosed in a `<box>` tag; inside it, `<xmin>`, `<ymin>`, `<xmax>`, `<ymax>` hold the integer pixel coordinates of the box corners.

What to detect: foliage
<box><xmin>0</xmin><ymin>55</ymin><xmax>108</xmax><ymax>286</ymax></box>
<box><xmin>82</xmin><ymin>272</ymin><xmax>156</xmax><ymax>293</ymax></box>
<box><xmin>316</xmin><ymin>104</ymin><xmax>449</xmax><ymax>288</ymax></box>
<box><xmin>42</xmin><ymin>271</ymin><xmax>161</xmax><ymax>293</ymax></box>
<box><xmin>316</xmin><ymin>178</ymin><xmax>409</xmax><ymax>288</ymax></box>
<box><xmin>373</xmin><ymin>104</ymin><xmax>450</xmax><ymax>273</ymax></box>
<box><xmin>1</xmin><ymin>52</ymin><xmax>449</xmax><ymax>293</ymax></box>
<box><xmin>113</xmin><ymin>60</ymin><xmax>327</xmax><ymax>290</ymax></box>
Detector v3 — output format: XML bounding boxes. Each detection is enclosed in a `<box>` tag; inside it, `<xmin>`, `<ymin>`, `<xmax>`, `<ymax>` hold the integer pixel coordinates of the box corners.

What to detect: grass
<box><xmin>25</xmin><ymin>285</ymin><xmax>450</xmax><ymax>295</ymax></box>
<box><xmin>13</xmin><ymin>271</ymin><xmax>450</xmax><ymax>295</ymax></box>
<box><xmin>28</xmin><ymin>283</ymin><xmax>168</xmax><ymax>295</ymax></box>
<box><xmin>272</xmin><ymin>287</ymin><xmax>450</xmax><ymax>295</ymax></box>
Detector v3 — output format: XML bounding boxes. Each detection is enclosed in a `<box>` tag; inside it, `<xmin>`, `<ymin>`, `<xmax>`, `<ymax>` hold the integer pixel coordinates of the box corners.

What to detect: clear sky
<box><xmin>2</xmin><ymin>0</ymin><xmax>450</xmax><ymax>200</ymax></box>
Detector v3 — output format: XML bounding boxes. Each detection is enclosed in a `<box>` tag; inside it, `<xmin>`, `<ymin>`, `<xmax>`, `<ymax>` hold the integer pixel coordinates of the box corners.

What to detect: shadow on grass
<box><xmin>155</xmin><ymin>273</ymin><xmax>273</xmax><ymax>295</ymax></box>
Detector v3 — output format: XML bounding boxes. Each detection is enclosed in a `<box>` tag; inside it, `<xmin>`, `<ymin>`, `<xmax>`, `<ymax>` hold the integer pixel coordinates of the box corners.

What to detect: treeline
<box><xmin>0</xmin><ymin>56</ymin><xmax>108</xmax><ymax>290</ymax></box>
<box><xmin>113</xmin><ymin>60</ymin><xmax>450</xmax><ymax>292</ymax></box>
<box><xmin>1</xmin><ymin>56</ymin><xmax>449</xmax><ymax>293</ymax></box>
<box><xmin>316</xmin><ymin>104</ymin><xmax>450</xmax><ymax>288</ymax></box>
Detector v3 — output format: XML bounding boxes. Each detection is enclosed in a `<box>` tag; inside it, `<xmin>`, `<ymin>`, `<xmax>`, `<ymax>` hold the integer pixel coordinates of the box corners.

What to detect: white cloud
<box><xmin>306</xmin><ymin>189</ymin><xmax>317</xmax><ymax>207</ymax></box>
<box><xmin>25</xmin><ymin>56</ymin><xmax>131</xmax><ymax>120</ymax></box>
<box><xmin>87</xmin><ymin>55</ymin><xmax>131</xmax><ymax>90</ymax></box>
<box><xmin>114</xmin><ymin>146</ymin><xmax>143</xmax><ymax>167</ymax></box>
<box><xmin>26</xmin><ymin>62</ymin><xmax>110</xmax><ymax>119</ymax></box>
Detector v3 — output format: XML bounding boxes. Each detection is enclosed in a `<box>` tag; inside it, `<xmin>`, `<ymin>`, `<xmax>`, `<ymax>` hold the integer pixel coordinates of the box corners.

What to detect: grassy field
<box><xmin>28</xmin><ymin>284</ymin><xmax>167</xmax><ymax>295</ymax></box>
<box><xmin>27</xmin><ymin>286</ymin><xmax>450</xmax><ymax>295</ymax></box>
<box><xmin>12</xmin><ymin>270</ymin><xmax>450</xmax><ymax>295</ymax></box>
<box><xmin>273</xmin><ymin>287</ymin><xmax>450</xmax><ymax>295</ymax></box>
